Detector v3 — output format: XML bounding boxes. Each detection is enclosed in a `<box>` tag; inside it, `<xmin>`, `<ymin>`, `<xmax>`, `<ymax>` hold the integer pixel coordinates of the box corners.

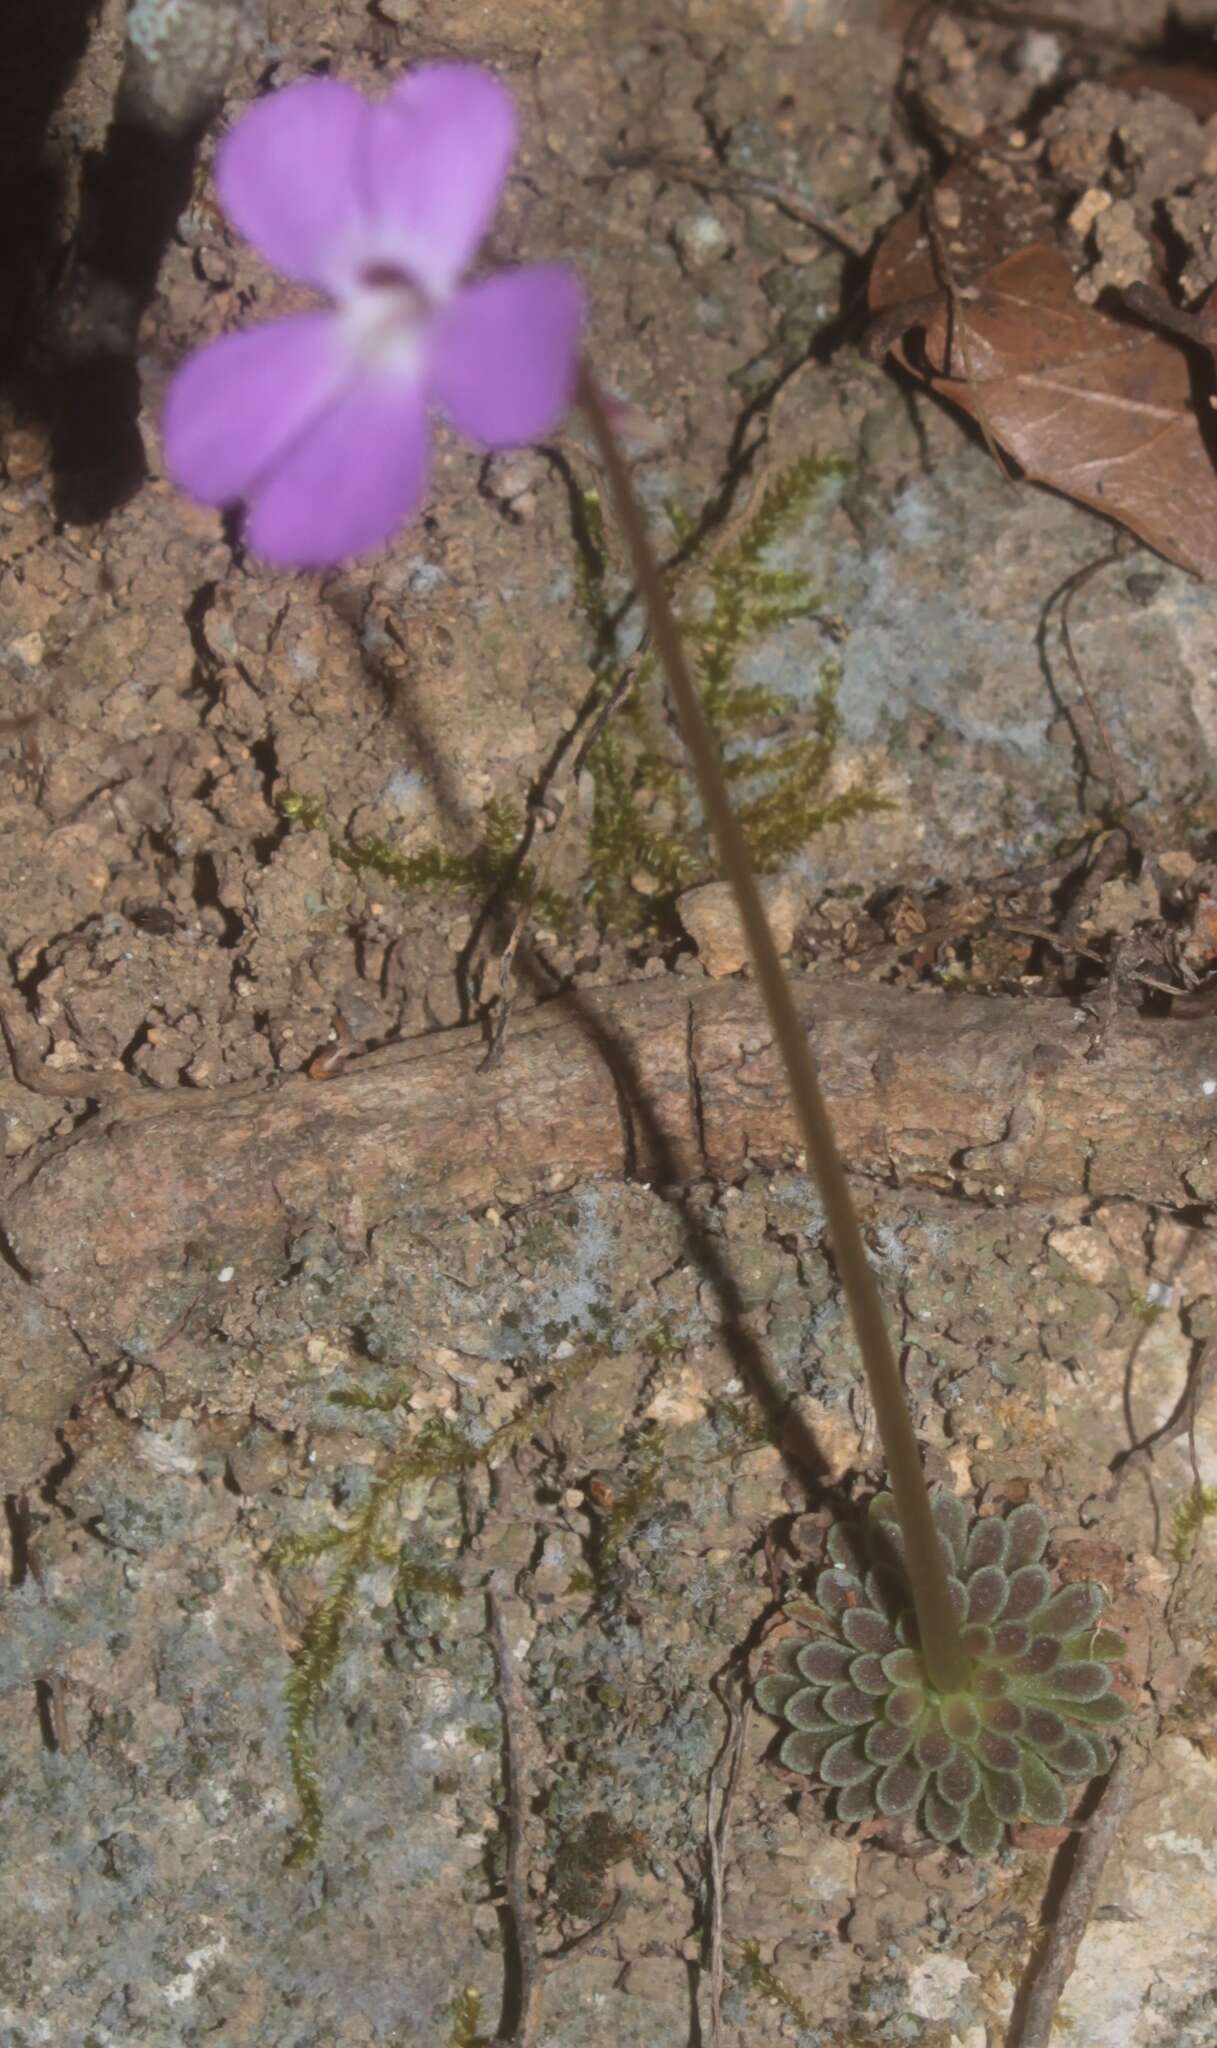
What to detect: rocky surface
<box><xmin>2</xmin><ymin>1</ymin><xmax>1217</xmax><ymax>2044</ymax></box>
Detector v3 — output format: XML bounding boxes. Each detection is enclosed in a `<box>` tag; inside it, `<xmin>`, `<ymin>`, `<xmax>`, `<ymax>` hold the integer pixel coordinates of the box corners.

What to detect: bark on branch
<box><xmin>2</xmin><ymin>973</ymin><xmax>1213</xmax><ymax>1491</ymax></box>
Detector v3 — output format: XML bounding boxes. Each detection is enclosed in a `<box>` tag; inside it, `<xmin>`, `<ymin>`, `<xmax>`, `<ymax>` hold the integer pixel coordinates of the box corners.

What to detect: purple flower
<box><xmin>163</xmin><ymin>66</ymin><xmax>583</xmax><ymax>567</ymax></box>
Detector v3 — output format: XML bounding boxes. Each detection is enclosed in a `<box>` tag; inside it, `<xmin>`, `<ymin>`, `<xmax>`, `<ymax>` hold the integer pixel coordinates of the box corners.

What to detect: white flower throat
<box><xmin>342</xmin><ymin>262</ymin><xmax>434</xmax><ymax>380</ymax></box>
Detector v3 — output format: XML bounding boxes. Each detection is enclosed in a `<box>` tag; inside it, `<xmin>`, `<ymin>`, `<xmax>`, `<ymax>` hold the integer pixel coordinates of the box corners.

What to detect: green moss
<box><xmin>342</xmin><ymin>795</ymin><xmax>571</xmax><ymax>931</ymax></box>
<box><xmin>447</xmin><ymin>1985</ymin><xmax>488</xmax><ymax>2046</ymax></box>
<box><xmin>274</xmin><ymin>1347</ymin><xmax>603</xmax><ymax>1866</ymax></box>
<box><xmin>277</xmin><ymin>790</ymin><xmax>571</xmax><ymax>932</ymax></box>
<box><xmin>734</xmin><ymin>1939</ymin><xmax>814</xmax><ymax>2031</ymax></box>
<box><xmin>596</xmin><ymin>1425</ymin><xmax>668</xmax><ymax>1577</ymax></box>
<box><xmin>276</xmin><ymin>455</ymin><xmax>884</xmax><ymax>943</ymax></box>
<box><xmin>278</xmin><ymin>789</ymin><xmax>327</xmax><ymax>831</ymax></box>
<box><xmin>1170</xmin><ymin>1484</ymin><xmax>1217</xmax><ymax>1564</ymax></box>
<box><xmin>1126</xmin><ymin>1288</ymin><xmax>1164</xmax><ymax>1325</ymax></box>
<box><xmin>707</xmin><ymin>1394</ymin><xmax>773</xmax><ymax>1457</ymax></box>
<box><xmin>550</xmin><ymin>1808</ymin><xmax>642</xmax><ymax>1919</ymax></box>
<box><xmin>576</xmin><ymin>455</ymin><xmax>886</xmax><ymax>931</ymax></box>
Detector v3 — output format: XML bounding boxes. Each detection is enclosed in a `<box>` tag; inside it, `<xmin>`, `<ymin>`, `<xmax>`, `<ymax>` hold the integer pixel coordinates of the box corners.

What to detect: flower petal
<box><xmin>218</xmin><ymin>79</ymin><xmax>369</xmax><ymax>292</ymax></box>
<box><xmin>430</xmin><ymin>267</ymin><xmax>583</xmax><ymax>448</ymax></box>
<box><xmin>244</xmin><ymin>374</ymin><xmax>430</xmax><ymax>567</ymax></box>
<box><xmin>162</xmin><ymin>315</ymin><xmax>347</xmax><ymax>506</ymax></box>
<box><xmin>367</xmin><ymin>65</ymin><xmax>517</xmax><ymax>296</ymax></box>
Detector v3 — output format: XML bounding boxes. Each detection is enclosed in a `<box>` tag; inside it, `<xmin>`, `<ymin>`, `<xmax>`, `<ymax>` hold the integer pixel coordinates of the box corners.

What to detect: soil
<box><xmin>2</xmin><ymin>2</ymin><xmax>1217</xmax><ymax>2045</ymax></box>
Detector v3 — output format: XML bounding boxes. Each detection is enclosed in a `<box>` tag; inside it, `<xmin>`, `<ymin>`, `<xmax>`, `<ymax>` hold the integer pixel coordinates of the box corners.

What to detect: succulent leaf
<box><xmin>1024</xmin><ymin>1705</ymin><xmax>1067</xmax><ymax>1749</ymax></box>
<box><xmin>942</xmin><ymin>1695</ymin><xmax>981</xmax><ymax>1742</ymax></box>
<box><xmin>797</xmin><ymin>1641</ymin><xmax>853</xmax><ymax>1685</ymax></box>
<box><xmin>754</xmin><ymin>1673</ymin><xmax>803</xmax><ymax>1716</ymax></box>
<box><xmin>932</xmin><ymin>1492</ymin><xmax>969</xmax><ymax>1567</ymax></box>
<box><xmin>1050</xmin><ymin>1732</ymin><xmax>1100</xmax><ymax>1778</ymax></box>
<box><xmin>886</xmin><ymin>1685</ymin><xmax>926</xmax><ymax>1727</ymax></box>
<box><xmin>823</xmin><ymin>1683</ymin><xmax>876</xmax><ymax>1726</ymax></box>
<box><xmin>981</xmin><ymin>1767</ymin><xmax>1023</xmax><ymax>1822</ymax></box>
<box><xmin>915</xmin><ymin>1721</ymin><xmax>954</xmax><ymax>1771</ymax></box>
<box><xmin>1019</xmin><ymin>1748</ymin><xmax>1067</xmax><ymax>1825</ymax></box>
<box><xmin>992</xmin><ymin>1621</ymin><xmax>1030</xmax><ymax>1659</ymax></box>
<box><xmin>866</xmin><ymin>1718</ymin><xmax>915</xmax><ymax>1764</ymax></box>
<box><xmin>1037</xmin><ymin>1584</ymin><xmax>1103</xmax><ymax>1637</ymax></box>
<box><xmin>837</xmin><ymin>1778</ymin><xmax>879</xmax><ymax>1823</ymax></box>
<box><xmin>816</xmin><ymin>1568</ymin><xmax>864</xmax><ymax>1614</ymax></box>
<box><xmin>756</xmin><ymin>1491</ymin><xmax>1128</xmax><ymax>1855</ymax></box>
<box><xmin>978</xmin><ymin>1729</ymin><xmax>1021</xmax><ymax>1773</ymax></box>
<box><xmin>1040</xmin><ymin>1660</ymin><xmax>1111</xmax><ymax>1702</ymax></box>
<box><xmin>841</xmin><ymin>1606</ymin><xmax>896</xmax><ymax>1654</ymax></box>
<box><xmin>966</xmin><ymin>1565</ymin><xmax>1008</xmax><ymax>1625</ymax></box>
<box><xmin>937</xmin><ymin>1750</ymin><xmax>979</xmax><ymax>1806</ymax></box>
<box><xmin>1003</xmin><ymin>1565</ymin><xmax>1053</xmax><ymax>1620</ymax></box>
<box><xmin>787</xmin><ymin>1688</ymin><xmax>837</xmax><ymax>1733</ymax></box>
<box><xmin>1012</xmin><ymin>1636</ymin><xmax>1061</xmax><ymax>1676</ymax></box>
<box><xmin>821</xmin><ymin>1736</ymin><xmax>874</xmax><ymax>1787</ymax></box>
<box><xmin>961</xmin><ymin>1799</ymin><xmax>1002</xmax><ymax>1857</ymax></box>
<box><xmin>849</xmin><ymin>1652</ymin><xmax>890</xmax><ymax>1695</ymax></box>
<box><xmin>924</xmin><ymin>1789</ymin><xmax>964</xmax><ymax>1842</ymax></box>
<box><xmin>1005</xmin><ymin>1502</ymin><xmax>1049</xmax><ymax>1569</ymax></box>
<box><xmin>1062</xmin><ymin>1691</ymin><xmax>1128</xmax><ymax>1726</ymax></box>
<box><xmin>966</xmin><ymin>1517</ymin><xmax>1009</xmax><ymax>1572</ymax></box>
<box><xmin>877</xmin><ymin>1760</ymin><xmax>928</xmax><ymax>1816</ymax></box>
<box><xmin>781</xmin><ymin>1730</ymin><xmax>835</xmax><ymax>1774</ymax></box>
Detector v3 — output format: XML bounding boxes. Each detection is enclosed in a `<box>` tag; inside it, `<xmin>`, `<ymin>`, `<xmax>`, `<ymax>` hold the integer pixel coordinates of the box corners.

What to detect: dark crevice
<box><xmin>0</xmin><ymin>1223</ymin><xmax>38</xmax><ymax>1287</ymax></box>
<box><xmin>191</xmin><ymin>851</ymin><xmax>244</xmax><ymax>947</ymax></box>
<box><xmin>4</xmin><ymin>1492</ymin><xmax>35</xmax><ymax>1587</ymax></box>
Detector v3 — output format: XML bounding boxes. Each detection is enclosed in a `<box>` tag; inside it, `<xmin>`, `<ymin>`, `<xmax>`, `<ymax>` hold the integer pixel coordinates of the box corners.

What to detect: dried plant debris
<box><xmin>868</xmin><ymin>68</ymin><xmax>1217</xmax><ymax>580</ymax></box>
<box><xmin>756</xmin><ymin>1492</ymin><xmax>1129</xmax><ymax>1857</ymax></box>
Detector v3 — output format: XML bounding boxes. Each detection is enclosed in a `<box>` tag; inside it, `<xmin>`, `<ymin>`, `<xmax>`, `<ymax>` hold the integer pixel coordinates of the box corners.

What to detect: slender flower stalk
<box><xmin>163</xmin><ymin>59</ymin><xmax>968</xmax><ymax>1692</ymax></box>
<box><xmin>575</xmin><ymin>363</ymin><xmax>969</xmax><ymax>1696</ymax></box>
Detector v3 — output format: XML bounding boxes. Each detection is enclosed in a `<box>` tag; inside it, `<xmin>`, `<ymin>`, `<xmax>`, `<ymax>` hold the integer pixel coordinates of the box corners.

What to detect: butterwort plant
<box><xmin>164</xmin><ymin>63</ymin><xmax>1127</xmax><ymax>1851</ymax></box>
<box><xmin>757</xmin><ymin>1492</ymin><xmax>1127</xmax><ymax>1855</ymax></box>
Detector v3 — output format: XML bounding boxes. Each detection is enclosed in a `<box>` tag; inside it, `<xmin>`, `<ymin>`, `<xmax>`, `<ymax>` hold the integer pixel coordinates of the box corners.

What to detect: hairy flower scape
<box><xmin>164</xmin><ymin>65</ymin><xmax>583</xmax><ymax>565</ymax></box>
<box><xmin>756</xmin><ymin>1492</ymin><xmax>1129</xmax><ymax>1857</ymax></box>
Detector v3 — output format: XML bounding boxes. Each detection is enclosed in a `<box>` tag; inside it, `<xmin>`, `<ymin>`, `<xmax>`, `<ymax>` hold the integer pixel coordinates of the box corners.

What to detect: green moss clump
<box><xmin>576</xmin><ymin>455</ymin><xmax>886</xmax><ymax>930</ymax></box>
<box><xmin>278</xmin><ymin>789</ymin><xmax>326</xmax><ymax>830</ymax></box>
<box><xmin>734</xmin><ymin>1939</ymin><xmax>814</xmax><ymax>2031</ymax></box>
<box><xmin>274</xmin><ymin>1350</ymin><xmax>603</xmax><ymax>1865</ymax></box>
<box><xmin>595</xmin><ymin>1425</ymin><xmax>669</xmax><ymax>1579</ymax></box>
<box><xmin>707</xmin><ymin>1394</ymin><xmax>773</xmax><ymax>1457</ymax></box>
<box><xmin>277</xmin><ymin>454</ymin><xmax>882</xmax><ymax>943</ymax></box>
<box><xmin>550</xmin><ymin>1808</ymin><xmax>643</xmax><ymax>1919</ymax></box>
<box><xmin>277</xmin><ymin>790</ymin><xmax>571</xmax><ymax>933</ymax></box>
<box><xmin>342</xmin><ymin>795</ymin><xmax>571</xmax><ymax>931</ymax></box>
<box><xmin>447</xmin><ymin>1985</ymin><xmax>488</xmax><ymax>2046</ymax></box>
<box><xmin>1170</xmin><ymin>1484</ymin><xmax>1217</xmax><ymax>1564</ymax></box>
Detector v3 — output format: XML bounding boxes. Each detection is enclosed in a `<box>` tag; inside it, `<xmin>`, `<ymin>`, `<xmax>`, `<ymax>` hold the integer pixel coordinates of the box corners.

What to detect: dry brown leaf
<box><xmin>866</xmin><ymin>85</ymin><xmax>1217</xmax><ymax>580</ymax></box>
<box><xmin>915</xmin><ymin>244</ymin><xmax>1217</xmax><ymax>581</ymax></box>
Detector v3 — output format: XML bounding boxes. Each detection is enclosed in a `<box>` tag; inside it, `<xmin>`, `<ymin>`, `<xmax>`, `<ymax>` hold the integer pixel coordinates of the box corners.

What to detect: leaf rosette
<box><xmin>756</xmin><ymin>1493</ymin><xmax>1129</xmax><ymax>1856</ymax></box>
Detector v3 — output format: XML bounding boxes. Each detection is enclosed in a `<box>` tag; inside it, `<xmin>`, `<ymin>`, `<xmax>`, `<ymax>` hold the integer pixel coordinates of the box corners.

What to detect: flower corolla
<box><xmin>164</xmin><ymin>66</ymin><xmax>583</xmax><ymax>565</ymax></box>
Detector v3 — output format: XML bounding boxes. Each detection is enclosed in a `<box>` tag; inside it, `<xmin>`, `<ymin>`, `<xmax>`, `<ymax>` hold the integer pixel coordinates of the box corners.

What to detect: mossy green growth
<box><xmin>595</xmin><ymin>1425</ymin><xmax>668</xmax><ymax>1579</ymax></box>
<box><xmin>550</xmin><ymin>1808</ymin><xmax>642</xmax><ymax>1919</ymax></box>
<box><xmin>1170</xmin><ymin>1483</ymin><xmax>1217</xmax><ymax>1564</ymax></box>
<box><xmin>708</xmin><ymin>1393</ymin><xmax>774</xmax><ymax>1457</ymax></box>
<box><xmin>277</xmin><ymin>790</ymin><xmax>572</xmax><ymax>932</ymax></box>
<box><xmin>447</xmin><ymin>1985</ymin><xmax>488</xmax><ymax>2046</ymax></box>
<box><xmin>757</xmin><ymin>1491</ymin><xmax>1129</xmax><ymax>1857</ymax></box>
<box><xmin>277</xmin><ymin>455</ymin><xmax>881</xmax><ymax>941</ymax></box>
<box><xmin>576</xmin><ymin>454</ymin><xmax>886</xmax><ymax>930</ymax></box>
<box><xmin>273</xmin><ymin>1350</ymin><xmax>602</xmax><ymax>1866</ymax></box>
<box><xmin>733</xmin><ymin>1939</ymin><xmax>814</xmax><ymax>2031</ymax></box>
